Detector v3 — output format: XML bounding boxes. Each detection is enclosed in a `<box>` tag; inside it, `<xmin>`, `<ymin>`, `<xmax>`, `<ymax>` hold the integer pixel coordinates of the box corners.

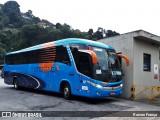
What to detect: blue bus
<box><xmin>4</xmin><ymin>38</ymin><xmax>129</xmax><ymax>99</ymax></box>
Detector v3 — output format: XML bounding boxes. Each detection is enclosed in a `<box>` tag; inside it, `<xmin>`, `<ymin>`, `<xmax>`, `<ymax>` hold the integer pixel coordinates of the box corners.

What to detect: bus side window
<box><xmin>71</xmin><ymin>47</ymin><xmax>79</xmax><ymax>68</ymax></box>
<box><xmin>5</xmin><ymin>55</ymin><xmax>11</xmax><ymax>65</ymax></box>
<box><xmin>6</xmin><ymin>54</ymin><xmax>17</xmax><ymax>65</ymax></box>
<box><xmin>69</xmin><ymin>44</ymin><xmax>88</xmax><ymax>50</ymax></box>
<box><xmin>55</xmin><ymin>46</ymin><xmax>71</xmax><ymax>66</ymax></box>
<box><xmin>79</xmin><ymin>55</ymin><xmax>91</xmax><ymax>77</ymax></box>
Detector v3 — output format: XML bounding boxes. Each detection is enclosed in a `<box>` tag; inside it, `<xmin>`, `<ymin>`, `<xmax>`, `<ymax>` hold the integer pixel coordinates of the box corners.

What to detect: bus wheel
<box><xmin>14</xmin><ymin>78</ymin><xmax>20</xmax><ymax>90</ymax></box>
<box><xmin>63</xmin><ymin>83</ymin><xmax>71</xmax><ymax>100</ymax></box>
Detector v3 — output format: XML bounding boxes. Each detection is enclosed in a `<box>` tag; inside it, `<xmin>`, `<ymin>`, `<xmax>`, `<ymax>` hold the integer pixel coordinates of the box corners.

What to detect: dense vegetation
<box><xmin>0</xmin><ymin>1</ymin><xmax>119</xmax><ymax>60</ymax></box>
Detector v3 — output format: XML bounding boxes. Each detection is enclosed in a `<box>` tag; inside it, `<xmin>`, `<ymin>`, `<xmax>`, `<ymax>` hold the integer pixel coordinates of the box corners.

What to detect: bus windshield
<box><xmin>107</xmin><ymin>49</ymin><xmax>121</xmax><ymax>71</ymax></box>
<box><xmin>92</xmin><ymin>47</ymin><xmax>121</xmax><ymax>82</ymax></box>
<box><xmin>92</xmin><ymin>47</ymin><xmax>108</xmax><ymax>71</ymax></box>
<box><xmin>91</xmin><ymin>47</ymin><xmax>109</xmax><ymax>82</ymax></box>
<box><xmin>70</xmin><ymin>44</ymin><xmax>122</xmax><ymax>82</ymax></box>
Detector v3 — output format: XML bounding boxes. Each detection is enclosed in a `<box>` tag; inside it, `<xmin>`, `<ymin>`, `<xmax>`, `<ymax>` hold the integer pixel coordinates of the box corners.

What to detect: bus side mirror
<box><xmin>90</xmin><ymin>51</ymin><xmax>98</xmax><ymax>64</ymax></box>
<box><xmin>117</xmin><ymin>54</ymin><xmax>129</xmax><ymax>66</ymax></box>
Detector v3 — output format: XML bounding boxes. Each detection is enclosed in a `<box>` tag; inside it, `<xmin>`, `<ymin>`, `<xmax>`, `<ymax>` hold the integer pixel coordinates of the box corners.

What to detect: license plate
<box><xmin>112</xmin><ymin>71</ymin><xmax>122</xmax><ymax>75</ymax></box>
<box><xmin>110</xmin><ymin>92</ymin><xmax>115</xmax><ymax>96</ymax></box>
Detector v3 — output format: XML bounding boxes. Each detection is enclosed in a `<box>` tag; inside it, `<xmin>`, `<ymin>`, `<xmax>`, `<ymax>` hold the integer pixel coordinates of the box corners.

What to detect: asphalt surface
<box><xmin>0</xmin><ymin>77</ymin><xmax>160</xmax><ymax>120</ymax></box>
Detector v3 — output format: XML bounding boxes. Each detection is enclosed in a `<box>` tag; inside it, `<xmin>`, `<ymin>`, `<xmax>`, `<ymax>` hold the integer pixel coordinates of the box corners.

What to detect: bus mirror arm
<box><xmin>117</xmin><ymin>54</ymin><xmax>130</xmax><ymax>66</ymax></box>
<box><xmin>78</xmin><ymin>50</ymin><xmax>98</xmax><ymax>64</ymax></box>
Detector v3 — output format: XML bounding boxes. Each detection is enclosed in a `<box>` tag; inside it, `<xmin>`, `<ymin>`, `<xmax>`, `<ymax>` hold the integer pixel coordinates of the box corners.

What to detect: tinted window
<box><xmin>79</xmin><ymin>55</ymin><xmax>91</xmax><ymax>77</ymax></box>
<box><xmin>6</xmin><ymin>49</ymin><xmax>42</xmax><ymax>65</ymax></box>
<box><xmin>5</xmin><ymin>45</ymin><xmax>70</xmax><ymax>65</ymax></box>
<box><xmin>55</xmin><ymin>46</ymin><xmax>70</xmax><ymax>65</ymax></box>
<box><xmin>71</xmin><ymin>48</ymin><xmax>92</xmax><ymax>77</ymax></box>
<box><xmin>69</xmin><ymin>44</ymin><xmax>88</xmax><ymax>50</ymax></box>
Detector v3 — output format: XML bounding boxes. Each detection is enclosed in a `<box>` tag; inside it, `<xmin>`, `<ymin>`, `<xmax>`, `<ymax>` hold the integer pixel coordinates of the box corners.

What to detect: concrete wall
<box><xmin>99</xmin><ymin>33</ymin><xmax>134</xmax><ymax>99</ymax></box>
<box><xmin>133</xmin><ymin>38</ymin><xmax>160</xmax><ymax>86</ymax></box>
<box><xmin>133</xmin><ymin>37</ymin><xmax>160</xmax><ymax>97</ymax></box>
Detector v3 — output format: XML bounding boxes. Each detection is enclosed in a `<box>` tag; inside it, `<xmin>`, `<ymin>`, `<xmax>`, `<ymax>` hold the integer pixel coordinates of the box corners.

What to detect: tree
<box><xmin>93</xmin><ymin>27</ymin><xmax>104</xmax><ymax>40</ymax></box>
<box><xmin>1</xmin><ymin>15</ymin><xmax>9</xmax><ymax>26</ymax></box>
<box><xmin>32</xmin><ymin>17</ymin><xmax>41</xmax><ymax>24</ymax></box>
<box><xmin>0</xmin><ymin>47</ymin><xmax>6</xmax><ymax>57</ymax></box>
<box><xmin>92</xmin><ymin>28</ymin><xmax>120</xmax><ymax>40</ymax></box>
<box><xmin>0</xmin><ymin>9</ymin><xmax>3</xmax><ymax>16</ymax></box>
<box><xmin>2</xmin><ymin>1</ymin><xmax>20</xmax><ymax>15</ymax></box>
<box><xmin>2</xmin><ymin>1</ymin><xmax>22</xmax><ymax>28</ymax></box>
<box><xmin>56</xmin><ymin>23</ymin><xmax>62</xmax><ymax>29</ymax></box>
<box><xmin>25</xmin><ymin>10</ymin><xmax>33</xmax><ymax>17</ymax></box>
<box><xmin>105</xmin><ymin>30</ymin><xmax>120</xmax><ymax>38</ymax></box>
<box><xmin>88</xmin><ymin>29</ymin><xmax>94</xmax><ymax>39</ymax></box>
<box><xmin>60</xmin><ymin>24</ymin><xmax>72</xmax><ymax>38</ymax></box>
<box><xmin>9</xmin><ymin>12</ymin><xmax>21</xmax><ymax>23</ymax></box>
<box><xmin>0</xmin><ymin>30</ymin><xmax>18</xmax><ymax>52</ymax></box>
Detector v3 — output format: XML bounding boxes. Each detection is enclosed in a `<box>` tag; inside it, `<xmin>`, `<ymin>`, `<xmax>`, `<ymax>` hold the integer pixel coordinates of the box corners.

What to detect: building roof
<box><xmin>100</xmin><ymin>30</ymin><xmax>160</xmax><ymax>45</ymax></box>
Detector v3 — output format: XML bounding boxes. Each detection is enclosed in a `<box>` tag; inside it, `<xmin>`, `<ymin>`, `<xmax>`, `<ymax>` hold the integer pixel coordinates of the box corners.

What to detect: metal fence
<box><xmin>131</xmin><ymin>85</ymin><xmax>160</xmax><ymax>100</ymax></box>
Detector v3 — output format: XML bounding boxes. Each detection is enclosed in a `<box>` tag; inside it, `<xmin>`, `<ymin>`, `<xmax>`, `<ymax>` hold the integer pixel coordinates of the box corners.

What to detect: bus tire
<box><xmin>13</xmin><ymin>78</ymin><xmax>20</xmax><ymax>90</ymax></box>
<box><xmin>63</xmin><ymin>83</ymin><xmax>71</xmax><ymax>100</ymax></box>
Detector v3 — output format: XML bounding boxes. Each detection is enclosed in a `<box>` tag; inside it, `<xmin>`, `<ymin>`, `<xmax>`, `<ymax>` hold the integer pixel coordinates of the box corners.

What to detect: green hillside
<box><xmin>0</xmin><ymin>1</ymin><xmax>119</xmax><ymax>62</ymax></box>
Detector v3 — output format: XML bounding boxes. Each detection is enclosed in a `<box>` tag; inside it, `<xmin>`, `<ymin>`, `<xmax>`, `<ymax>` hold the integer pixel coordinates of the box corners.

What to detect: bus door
<box><xmin>52</xmin><ymin>45</ymin><xmax>72</xmax><ymax>92</ymax></box>
<box><xmin>72</xmin><ymin>51</ymin><xmax>92</xmax><ymax>97</ymax></box>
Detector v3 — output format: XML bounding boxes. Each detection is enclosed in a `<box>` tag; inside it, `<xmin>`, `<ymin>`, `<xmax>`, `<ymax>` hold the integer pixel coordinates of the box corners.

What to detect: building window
<box><xmin>143</xmin><ymin>53</ymin><xmax>151</xmax><ymax>71</ymax></box>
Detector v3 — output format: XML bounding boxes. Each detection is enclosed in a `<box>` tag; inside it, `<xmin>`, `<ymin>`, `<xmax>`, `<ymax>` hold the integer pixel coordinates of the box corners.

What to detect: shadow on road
<box><xmin>6</xmin><ymin>86</ymin><xmax>119</xmax><ymax>104</ymax></box>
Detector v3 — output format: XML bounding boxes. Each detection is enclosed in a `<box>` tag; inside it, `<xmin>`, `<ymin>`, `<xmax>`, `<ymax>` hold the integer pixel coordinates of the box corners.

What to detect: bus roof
<box><xmin>7</xmin><ymin>38</ymin><xmax>114</xmax><ymax>55</ymax></box>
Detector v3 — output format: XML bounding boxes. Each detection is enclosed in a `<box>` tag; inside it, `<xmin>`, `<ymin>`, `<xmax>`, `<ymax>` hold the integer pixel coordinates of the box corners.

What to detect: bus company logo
<box><xmin>39</xmin><ymin>42</ymin><xmax>56</xmax><ymax>72</ymax></box>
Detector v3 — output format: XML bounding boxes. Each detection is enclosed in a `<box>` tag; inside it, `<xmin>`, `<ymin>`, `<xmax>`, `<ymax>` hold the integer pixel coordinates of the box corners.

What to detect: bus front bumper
<box><xmin>90</xmin><ymin>84</ymin><xmax>123</xmax><ymax>98</ymax></box>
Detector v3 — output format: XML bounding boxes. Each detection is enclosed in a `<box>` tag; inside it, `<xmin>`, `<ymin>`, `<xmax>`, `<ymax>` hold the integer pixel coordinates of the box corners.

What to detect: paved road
<box><xmin>0</xmin><ymin>77</ymin><xmax>160</xmax><ymax>120</ymax></box>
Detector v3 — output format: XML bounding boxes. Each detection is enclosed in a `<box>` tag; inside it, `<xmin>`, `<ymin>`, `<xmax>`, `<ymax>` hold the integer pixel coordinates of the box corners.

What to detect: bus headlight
<box><xmin>87</xmin><ymin>81</ymin><xmax>103</xmax><ymax>89</ymax></box>
<box><xmin>120</xmin><ymin>84</ymin><xmax>123</xmax><ymax>87</ymax></box>
<box><xmin>95</xmin><ymin>84</ymin><xmax>103</xmax><ymax>89</ymax></box>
